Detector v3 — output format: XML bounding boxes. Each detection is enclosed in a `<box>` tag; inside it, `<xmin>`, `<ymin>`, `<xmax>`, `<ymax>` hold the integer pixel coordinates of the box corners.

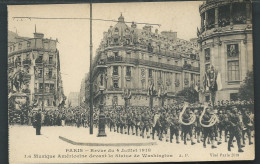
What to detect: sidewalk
<box><xmin>59</xmin><ymin>126</ymin><xmax>157</xmax><ymax>146</ymax></box>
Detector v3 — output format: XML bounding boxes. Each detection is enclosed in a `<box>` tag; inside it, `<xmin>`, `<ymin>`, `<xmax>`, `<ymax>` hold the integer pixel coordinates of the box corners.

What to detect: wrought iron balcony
<box><xmin>183</xmin><ymin>64</ymin><xmax>200</xmax><ymax>72</ymax></box>
<box><xmin>103</xmin><ymin>56</ymin><xmax>183</xmax><ymax>72</ymax></box>
<box><xmin>34</xmin><ymin>88</ymin><xmax>55</xmax><ymax>94</ymax></box>
<box><xmin>106</xmin><ymin>88</ymin><xmax>122</xmax><ymax>92</ymax></box>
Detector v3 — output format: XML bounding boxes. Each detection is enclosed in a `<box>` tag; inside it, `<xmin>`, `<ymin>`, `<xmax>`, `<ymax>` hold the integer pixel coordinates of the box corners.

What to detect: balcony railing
<box><xmin>106</xmin><ymin>88</ymin><xmax>122</xmax><ymax>92</ymax></box>
<box><xmin>183</xmin><ymin>64</ymin><xmax>200</xmax><ymax>72</ymax></box>
<box><xmin>34</xmin><ymin>88</ymin><xmax>55</xmax><ymax>94</ymax></box>
<box><xmin>103</xmin><ymin>57</ymin><xmax>183</xmax><ymax>72</ymax></box>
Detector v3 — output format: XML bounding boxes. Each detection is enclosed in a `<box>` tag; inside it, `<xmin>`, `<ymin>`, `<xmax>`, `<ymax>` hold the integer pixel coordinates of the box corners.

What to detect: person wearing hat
<box><xmin>151</xmin><ymin>110</ymin><xmax>161</xmax><ymax>140</ymax></box>
<box><xmin>194</xmin><ymin>109</ymin><xmax>202</xmax><ymax>143</ymax></box>
<box><xmin>169</xmin><ymin>110</ymin><xmax>180</xmax><ymax>144</ymax></box>
<box><xmin>157</xmin><ymin>109</ymin><xmax>168</xmax><ymax>141</ymax></box>
<box><xmin>134</xmin><ymin>110</ymin><xmax>142</xmax><ymax>136</ymax></box>
<box><xmin>227</xmin><ymin>106</ymin><xmax>244</xmax><ymax>152</ymax></box>
<box><xmin>127</xmin><ymin>110</ymin><xmax>135</xmax><ymax>135</ymax></box>
<box><xmin>108</xmin><ymin>112</ymin><xmax>114</xmax><ymax>132</ymax></box>
<box><xmin>34</xmin><ymin>109</ymin><xmax>42</xmax><ymax>135</ymax></box>
<box><xmin>141</xmin><ymin>110</ymin><xmax>151</xmax><ymax>139</ymax></box>
<box><xmin>217</xmin><ymin>108</ymin><xmax>226</xmax><ymax>144</ymax></box>
<box><xmin>181</xmin><ymin>107</ymin><xmax>196</xmax><ymax>145</ymax></box>
<box><xmin>116</xmin><ymin>111</ymin><xmax>121</xmax><ymax>133</ymax></box>
<box><xmin>242</xmin><ymin>108</ymin><xmax>253</xmax><ymax>146</ymax></box>
<box><xmin>201</xmin><ymin>107</ymin><xmax>217</xmax><ymax>149</ymax></box>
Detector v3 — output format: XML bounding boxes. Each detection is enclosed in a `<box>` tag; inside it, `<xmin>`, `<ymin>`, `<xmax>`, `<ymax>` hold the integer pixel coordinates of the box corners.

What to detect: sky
<box><xmin>8</xmin><ymin>1</ymin><xmax>203</xmax><ymax>97</ymax></box>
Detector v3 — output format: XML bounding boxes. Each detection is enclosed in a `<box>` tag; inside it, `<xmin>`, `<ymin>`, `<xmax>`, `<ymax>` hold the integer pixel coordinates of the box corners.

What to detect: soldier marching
<box><xmin>8</xmin><ymin>98</ymin><xmax>254</xmax><ymax>153</ymax></box>
<box><xmin>102</xmin><ymin>100</ymin><xmax>254</xmax><ymax>153</ymax></box>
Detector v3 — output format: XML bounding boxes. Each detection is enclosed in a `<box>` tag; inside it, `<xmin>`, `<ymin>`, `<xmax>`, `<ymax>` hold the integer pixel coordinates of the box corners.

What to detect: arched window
<box><xmin>114</xmin><ymin>28</ymin><xmax>119</xmax><ymax>32</ymax></box>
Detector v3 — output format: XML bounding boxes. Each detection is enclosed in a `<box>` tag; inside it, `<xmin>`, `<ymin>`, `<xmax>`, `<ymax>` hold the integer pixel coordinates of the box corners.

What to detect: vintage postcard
<box><xmin>8</xmin><ymin>1</ymin><xmax>255</xmax><ymax>163</ymax></box>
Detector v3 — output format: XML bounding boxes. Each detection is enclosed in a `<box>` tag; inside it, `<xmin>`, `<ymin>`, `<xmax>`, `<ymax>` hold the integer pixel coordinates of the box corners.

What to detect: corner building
<box><xmin>8</xmin><ymin>31</ymin><xmax>65</xmax><ymax>109</ymax></box>
<box><xmin>198</xmin><ymin>0</ymin><xmax>253</xmax><ymax>102</ymax></box>
<box><xmin>85</xmin><ymin>15</ymin><xmax>200</xmax><ymax>107</ymax></box>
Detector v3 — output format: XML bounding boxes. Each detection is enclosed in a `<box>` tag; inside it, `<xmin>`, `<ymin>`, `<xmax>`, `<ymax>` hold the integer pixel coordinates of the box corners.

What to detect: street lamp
<box><xmin>97</xmin><ymin>63</ymin><xmax>107</xmax><ymax>137</ymax></box>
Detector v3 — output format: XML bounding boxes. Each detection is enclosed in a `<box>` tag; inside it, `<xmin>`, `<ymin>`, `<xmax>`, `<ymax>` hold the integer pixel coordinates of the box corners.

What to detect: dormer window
<box><xmin>114</xmin><ymin>28</ymin><xmax>119</xmax><ymax>33</ymax></box>
<box><xmin>18</xmin><ymin>43</ymin><xmax>22</xmax><ymax>50</ymax></box>
<box><xmin>27</xmin><ymin>41</ymin><xmax>31</xmax><ymax>48</ymax></box>
<box><xmin>114</xmin><ymin>38</ymin><xmax>118</xmax><ymax>44</ymax></box>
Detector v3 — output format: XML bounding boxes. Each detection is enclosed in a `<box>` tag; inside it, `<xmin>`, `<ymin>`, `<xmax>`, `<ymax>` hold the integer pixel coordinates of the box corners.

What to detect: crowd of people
<box><xmin>103</xmin><ymin>100</ymin><xmax>254</xmax><ymax>153</ymax></box>
<box><xmin>8</xmin><ymin>99</ymin><xmax>254</xmax><ymax>152</ymax></box>
<box><xmin>8</xmin><ymin>106</ymin><xmax>90</xmax><ymax>127</ymax></box>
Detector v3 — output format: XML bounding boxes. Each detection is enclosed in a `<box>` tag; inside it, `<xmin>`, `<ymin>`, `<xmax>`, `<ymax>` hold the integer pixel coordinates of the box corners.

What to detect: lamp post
<box><xmin>97</xmin><ymin>63</ymin><xmax>107</xmax><ymax>137</ymax></box>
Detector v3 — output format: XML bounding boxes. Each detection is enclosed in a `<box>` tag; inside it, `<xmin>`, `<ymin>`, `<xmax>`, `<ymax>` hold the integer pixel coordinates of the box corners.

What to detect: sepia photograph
<box><xmin>7</xmin><ymin>0</ymin><xmax>254</xmax><ymax>163</ymax></box>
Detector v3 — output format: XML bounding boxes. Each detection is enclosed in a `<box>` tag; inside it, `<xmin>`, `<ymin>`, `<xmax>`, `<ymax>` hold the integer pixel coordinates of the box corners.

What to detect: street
<box><xmin>9</xmin><ymin>125</ymin><xmax>255</xmax><ymax>163</ymax></box>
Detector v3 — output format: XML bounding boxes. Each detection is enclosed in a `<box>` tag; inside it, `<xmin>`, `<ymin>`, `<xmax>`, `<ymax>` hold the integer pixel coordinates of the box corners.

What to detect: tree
<box><xmin>177</xmin><ymin>86</ymin><xmax>199</xmax><ymax>103</ymax></box>
<box><xmin>238</xmin><ymin>71</ymin><xmax>254</xmax><ymax>101</ymax></box>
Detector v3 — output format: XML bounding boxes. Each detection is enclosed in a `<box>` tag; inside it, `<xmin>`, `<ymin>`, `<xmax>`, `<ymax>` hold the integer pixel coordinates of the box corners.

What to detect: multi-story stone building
<box><xmin>198</xmin><ymin>0</ymin><xmax>253</xmax><ymax>102</ymax></box>
<box><xmin>81</xmin><ymin>14</ymin><xmax>200</xmax><ymax>107</ymax></box>
<box><xmin>8</xmin><ymin>30</ymin><xmax>65</xmax><ymax>110</ymax></box>
<box><xmin>68</xmin><ymin>92</ymin><xmax>80</xmax><ymax>107</ymax></box>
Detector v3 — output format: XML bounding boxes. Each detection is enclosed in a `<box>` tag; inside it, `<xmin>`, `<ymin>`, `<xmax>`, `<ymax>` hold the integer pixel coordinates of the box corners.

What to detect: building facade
<box><xmin>198</xmin><ymin>0</ymin><xmax>253</xmax><ymax>102</ymax></box>
<box><xmin>81</xmin><ymin>14</ymin><xmax>200</xmax><ymax>107</ymax></box>
<box><xmin>68</xmin><ymin>92</ymin><xmax>80</xmax><ymax>107</ymax></box>
<box><xmin>8</xmin><ymin>30</ymin><xmax>65</xmax><ymax>110</ymax></box>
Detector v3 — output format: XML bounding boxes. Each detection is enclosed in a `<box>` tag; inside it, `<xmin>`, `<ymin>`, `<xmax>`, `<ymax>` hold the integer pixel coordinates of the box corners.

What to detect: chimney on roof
<box><xmin>34</xmin><ymin>32</ymin><xmax>44</xmax><ymax>39</ymax></box>
<box><xmin>33</xmin><ymin>24</ymin><xmax>44</xmax><ymax>39</ymax></box>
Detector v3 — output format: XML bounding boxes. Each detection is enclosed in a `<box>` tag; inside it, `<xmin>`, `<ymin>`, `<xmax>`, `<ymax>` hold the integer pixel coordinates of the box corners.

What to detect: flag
<box><xmin>202</xmin><ymin>73</ymin><xmax>208</xmax><ymax>92</ymax></box>
<box><xmin>148</xmin><ymin>82</ymin><xmax>154</xmax><ymax>96</ymax></box>
<box><xmin>197</xmin><ymin>27</ymin><xmax>200</xmax><ymax>37</ymax></box>
<box><xmin>128</xmin><ymin>89</ymin><xmax>132</xmax><ymax>99</ymax></box>
<box><xmin>216</xmin><ymin>72</ymin><xmax>222</xmax><ymax>91</ymax></box>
